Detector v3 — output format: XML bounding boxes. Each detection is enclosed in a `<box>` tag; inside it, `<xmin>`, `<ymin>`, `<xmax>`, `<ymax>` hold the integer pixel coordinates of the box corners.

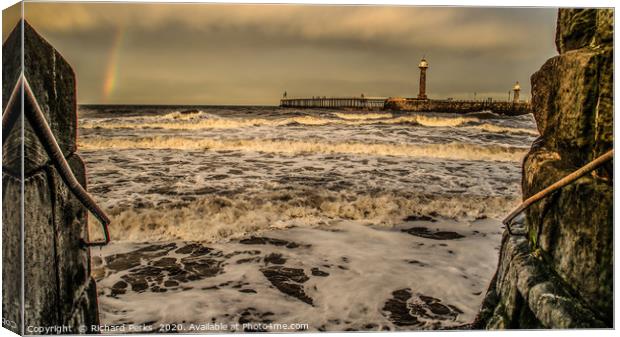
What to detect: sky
<box><xmin>3</xmin><ymin>2</ymin><xmax>558</xmax><ymax>105</ymax></box>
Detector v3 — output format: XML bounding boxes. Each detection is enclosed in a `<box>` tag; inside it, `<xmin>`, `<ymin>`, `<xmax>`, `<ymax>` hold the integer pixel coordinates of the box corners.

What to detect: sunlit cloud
<box><xmin>13</xmin><ymin>3</ymin><xmax>557</xmax><ymax>104</ymax></box>
<box><xmin>24</xmin><ymin>4</ymin><xmax>541</xmax><ymax>50</ymax></box>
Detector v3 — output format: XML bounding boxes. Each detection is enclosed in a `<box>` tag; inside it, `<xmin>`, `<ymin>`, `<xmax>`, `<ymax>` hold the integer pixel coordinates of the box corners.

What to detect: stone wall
<box><xmin>2</xmin><ymin>20</ymin><xmax>100</xmax><ymax>334</ymax></box>
<box><xmin>2</xmin><ymin>11</ymin><xmax>23</xmax><ymax>334</ymax></box>
<box><xmin>384</xmin><ymin>98</ymin><xmax>531</xmax><ymax>116</ymax></box>
<box><xmin>474</xmin><ymin>8</ymin><xmax>613</xmax><ymax>329</ymax></box>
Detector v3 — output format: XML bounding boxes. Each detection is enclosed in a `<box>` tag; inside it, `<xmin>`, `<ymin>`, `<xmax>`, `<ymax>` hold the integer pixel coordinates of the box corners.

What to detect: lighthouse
<box><xmin>513</xmin><ymin>81</ymin><xmax>521</xmax><ymax>102</ymax></box>
<box><xmin>417</xmin><ymin>57</ymin><xmax>429</xmax><ymax>100</ymax></box>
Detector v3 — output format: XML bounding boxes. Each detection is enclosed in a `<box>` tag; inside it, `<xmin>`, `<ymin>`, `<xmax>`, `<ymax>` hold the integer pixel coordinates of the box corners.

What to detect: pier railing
<box><xmin>280</xmin><ymin>97</ymin><xmax>387</xmax><ymax>109</ymax></box>
<box><xmin>279</xmin><ymin>96</ymin><xmax>531</xmax><ymax>115</ymax></box>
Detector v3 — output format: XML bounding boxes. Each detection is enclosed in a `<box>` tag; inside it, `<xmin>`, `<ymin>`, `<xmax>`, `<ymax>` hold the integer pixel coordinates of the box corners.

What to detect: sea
<box><xmin>77</xmin><ymin>105</ymin><xmax>538</xmax><ymax>332</ymax></box>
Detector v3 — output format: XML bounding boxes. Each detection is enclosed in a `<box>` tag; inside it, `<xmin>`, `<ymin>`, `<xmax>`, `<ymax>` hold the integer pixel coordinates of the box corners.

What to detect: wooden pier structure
<box><xmin>280</xmin><ymin>97</ymin><xmax>386</xmax><ymax>110</ymax></box>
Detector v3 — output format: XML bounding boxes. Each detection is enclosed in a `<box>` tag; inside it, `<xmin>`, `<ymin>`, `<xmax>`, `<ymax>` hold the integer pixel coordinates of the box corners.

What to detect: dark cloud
<box><xmin>12</xmin><ymin>3</ymin><xmax>557</xmax><ymax>104</ymax></box>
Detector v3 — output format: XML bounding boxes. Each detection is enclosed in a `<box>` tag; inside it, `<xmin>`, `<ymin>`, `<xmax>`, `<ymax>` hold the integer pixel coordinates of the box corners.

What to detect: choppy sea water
<box><xmin>78</xmin><ymin>106</ymin><xmax>538</xmax><ymax>332</ymax></box>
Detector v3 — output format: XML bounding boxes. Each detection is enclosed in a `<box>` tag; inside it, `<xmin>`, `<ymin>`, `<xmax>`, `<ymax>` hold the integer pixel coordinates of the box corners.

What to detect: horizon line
<box><xmin>78</xmin><ymin>103</ymin><xmax>281</xmax><ymax>107</ymax></box>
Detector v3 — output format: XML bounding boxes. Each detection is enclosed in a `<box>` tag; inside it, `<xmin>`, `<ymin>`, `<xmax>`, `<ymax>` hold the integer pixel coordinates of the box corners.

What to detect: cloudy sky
<box><xmin>4</xmin><ymin>2</ymin><xmax>558</xmax><ymax>105</ymax></box>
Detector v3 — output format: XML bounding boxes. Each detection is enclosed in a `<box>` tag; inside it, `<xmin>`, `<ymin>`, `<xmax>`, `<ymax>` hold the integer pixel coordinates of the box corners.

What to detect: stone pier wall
<box><xmin>384</xmin><ymin>98</ymin><xmax>531</xmax><ymax>116</ymax></box>
<box><xmin>475</xmin><ymin>8</ymin><xmax>613</xmax><ymax>329</ymax></box>
<box><xmin>2</xmin><ymin>21</ymin><xmax>100</xmax><ymax>334</ymax></box>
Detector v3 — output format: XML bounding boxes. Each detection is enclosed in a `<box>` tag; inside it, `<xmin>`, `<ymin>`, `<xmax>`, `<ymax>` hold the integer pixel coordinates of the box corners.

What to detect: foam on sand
<box><xmin>95</xmin><ymin>218</ymin><xmax>503</xmax><ymax>331</ymax></box>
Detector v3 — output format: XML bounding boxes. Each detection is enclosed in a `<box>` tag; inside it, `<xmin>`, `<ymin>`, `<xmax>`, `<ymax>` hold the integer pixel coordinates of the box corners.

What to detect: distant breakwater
<box><xmin>384</xmin><ymin>98</ymin><xmax>531</xmax><ymax>116</ymax></box>
<box><xmin>280</xmin><ymin>97</ymin><xmax>532</xmax><ymax>116</ymax></box>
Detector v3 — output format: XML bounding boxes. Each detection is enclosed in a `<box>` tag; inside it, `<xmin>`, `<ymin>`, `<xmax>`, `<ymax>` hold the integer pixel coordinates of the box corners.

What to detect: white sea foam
<box><xmin>470</xmin><ymin>123</ymin><xmax>539</xmax><ymax>136</ymax></box>
<box><xmin>80</xmin><ymin>106</ymin><xmax>535</xmax><ymax>331</ymax></box>
<box><xmin>96</xmin><ymin>219</ymin><xmax>503</xmax><ymax>331</ymax></box>
<box><xmin>79</xmin><ymin>136</ymin><xmax>527</xmax><ymax>162</ymax></box>
<box><xmin>89</xmin><ymin>190</ymin><xmax>517</xmax><ymax>243</ymax></box>
<box><xmin>413</xmin><ymin>115</ymin><xmax>477</xmax><ymax>127</ymax></box>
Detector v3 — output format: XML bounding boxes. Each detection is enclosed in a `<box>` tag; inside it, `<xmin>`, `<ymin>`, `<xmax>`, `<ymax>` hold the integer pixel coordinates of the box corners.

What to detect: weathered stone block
<box><xmin>555</xmin><ymin>9</ymin><xmax>598</xmax><ymax>53</ymax></box>
<box><xmin>2</xmin><ymin>86</ymin><xmax>24</xmax><ymax>175</ymax></box>
<box><xmin>2</xmin><ymin>173</ymin><xmax>23</xmax><ymax>334</ymax></box>
<box><xmin>2</xmin><ymin>19</ymin><xmax>101</xmax><ymax>334</ymax></box>
<box><xmin>529</xmin><ymin>56</ymin><xmax>558</xmax><ymax>135</ymax></box>
<box><xmin>530</xmin><ymin>49</ymin><xmax>611</xmax><ymax>167</ymax></box>
<box><xmin>477</xmin><ymin>8</ymin><xmax>613</xmax><ymax>329</ymax></box>
<box><xmin>524</xmin><ymin>158</ymin><xmax>613</xmax><ymax>323</ymax></box>
<box><xmin>592</xmin><ymin>48</ymin><xmax>613</xmax><ymax>179</ymax></box>
<box><xmin>23</xmin><ymin>171</ymin><xmax>60</xmax><ymax>328</ymax></box>
<box><xmin>68</xmin><ymin>278</ymin><xmax>100</xmax><ymax>333</ymax></box>
<box><xmin>477</xmin><ymin>231</ymin><xmax>606</xmax><ymax>329</ymax></box>
<box><xmin>523</xmin><ymin>9</ymin><xmax>613</xmax><ymax>324</ymax></box>
<box><xmin>2</xmin><ymin>8</ymin><xmax>24</xmax><ymax>335</ymax></box>
<box><xmin>555</xmin><ymin>8</ymin><xmax>614</xmax><ymax>54</ymax></box>
<box><xmin>594</xmin><ymin>9</ymin><xmax>614</xmax><ymax>46</ymax></box>
<box><xmin>50</xmin><ymin>154</ymin><xmax>92</xmax><ymax>324</ymax></box>
<box><xmin>21</xmin><ymin>20</ymin><xmax>77</xmax><ymax>172</ymax></box>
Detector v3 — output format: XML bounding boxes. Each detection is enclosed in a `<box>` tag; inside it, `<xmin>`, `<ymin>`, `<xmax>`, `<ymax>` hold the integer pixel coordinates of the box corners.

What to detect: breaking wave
<box><xmin>160</xmin><ymin>110</ymin><xmax>209</xmax><ymax>120</ymax></box>
<box><xmin>333</xmin><ymin>112</ymin><xmax>393</xmax><ymax>120</ymax></box>
<box><xmin>470</xmin><ymin>124</ymin><xmax>539</xmax><ymax>136</ymax></box>
<box><xmin>80</xmin><ymin>113</ymin><xmax>537</xmax><ymax>136</ymax></box>
<box><xmin>89</xmin><ymin>189</ymin><xmax>518</xmax><ymax>243</ymax></box>
<box><xmin>79</xmin><ymin>136</ymin><xmax>528</xmax><ymax>162</ymax></box>
<box><xmin>413</xmin><ymin>115</ymin><xmax>477</xmax><ymax>127</ymax></box>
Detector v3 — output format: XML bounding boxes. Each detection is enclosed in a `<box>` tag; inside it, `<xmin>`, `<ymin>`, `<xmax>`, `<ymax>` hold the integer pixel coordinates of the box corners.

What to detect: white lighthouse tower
<box><xmin>418</xmin><ymin>57</ymin><xmax>429</xmax><ymax>100</ymax></box>
<box><xmin>513</xmin><ymin>81</ymin><xmax>521</xmax><ymax>102</ymax></box>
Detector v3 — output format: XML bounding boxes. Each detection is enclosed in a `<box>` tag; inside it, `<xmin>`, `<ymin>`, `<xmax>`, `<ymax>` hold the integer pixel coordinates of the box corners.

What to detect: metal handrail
<box><xmin>2</xmin><ymin>75</ymin><xmax>111</xmax><ymax>247</ymax></box>
<box><xmin>2</xmin><ymin>76</ymin><xmax>22</xmax><ymax>143</ymax></box>
<box><xmin>503</xmin><ymin>149</ymin><xmax>614</xmax><ymax>235</ymax></box>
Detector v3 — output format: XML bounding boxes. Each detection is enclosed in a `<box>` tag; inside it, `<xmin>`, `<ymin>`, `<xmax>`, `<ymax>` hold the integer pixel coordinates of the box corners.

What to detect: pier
<box><xmin>280</xmin><ymin>97</ymin><xmax>386</xmax><ymax>110</ymax></box>
<box><xmin>279</xmin><ymin>96</ymin><xmax>531</xmax><ymax>116</ymax></box>
<box><xmin>279</xmin><ymin>56</ymin><xmax>532</xmax><ymax>116</ymax></box>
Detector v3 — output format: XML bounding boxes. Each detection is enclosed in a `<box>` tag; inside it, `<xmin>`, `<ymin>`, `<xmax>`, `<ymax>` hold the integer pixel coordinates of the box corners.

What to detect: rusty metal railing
<box><xmin>504</xmin><ymin>149</ymin><xmax>614</xmax><ymax>236</ymax></box>
<box><xmin>2</xmin><ymin>75</ymin><xmax>111</xmax><ymax>247</ymax></box>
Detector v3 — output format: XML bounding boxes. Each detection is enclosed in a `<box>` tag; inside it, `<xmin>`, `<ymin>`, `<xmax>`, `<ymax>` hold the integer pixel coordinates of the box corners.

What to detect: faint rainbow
<box><xmin>102</xmin><ymin>24</ymin><xmax>126</xmax><ymax>102</ymax></box>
